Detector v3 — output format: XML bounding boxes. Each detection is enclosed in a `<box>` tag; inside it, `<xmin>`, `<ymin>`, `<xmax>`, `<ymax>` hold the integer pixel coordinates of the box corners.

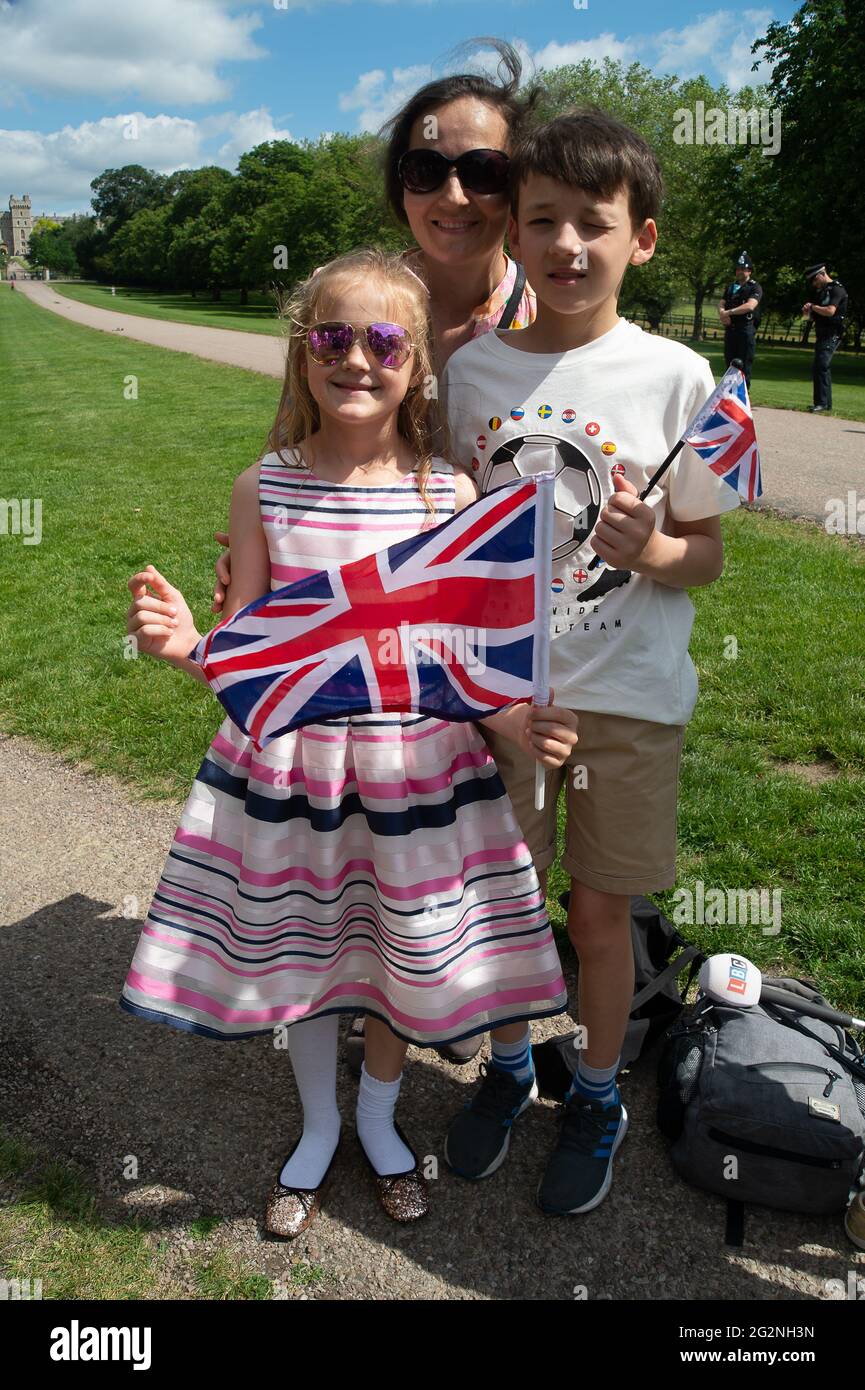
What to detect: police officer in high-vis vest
<box><xmin>719</xmin><ymin>251</ymin><xmax>763</xmax><ymax>388</ymax></box>
<box><xmin>803</xmin><ymin>262</ymin><xmax>848</xmax><ymax>412</ymax></box>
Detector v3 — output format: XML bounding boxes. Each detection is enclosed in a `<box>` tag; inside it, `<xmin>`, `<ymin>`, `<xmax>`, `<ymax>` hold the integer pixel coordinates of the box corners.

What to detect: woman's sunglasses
<box><xmin>398</xmin><ymin>147</ymin><xmax>510</xmax><ymax>197</ymax></box>
<box><xmin>306</xmin><ymin>321</ymin><xmax>414</xmax><ymax>369</ymax></box>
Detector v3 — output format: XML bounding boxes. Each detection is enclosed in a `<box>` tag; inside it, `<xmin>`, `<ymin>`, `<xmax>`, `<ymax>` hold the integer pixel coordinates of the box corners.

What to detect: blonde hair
<box><xmin>266</xmin><ymin>248</ymin><xmax>446</xmax><ymax>514</ymax></box>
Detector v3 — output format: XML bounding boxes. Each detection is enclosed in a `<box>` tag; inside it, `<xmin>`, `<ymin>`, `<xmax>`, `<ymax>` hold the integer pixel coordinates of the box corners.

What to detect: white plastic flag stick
<box><xmin>531</xmin><ymin>461</ymin><xmax>556</xmax><ymax>811</ymax></box>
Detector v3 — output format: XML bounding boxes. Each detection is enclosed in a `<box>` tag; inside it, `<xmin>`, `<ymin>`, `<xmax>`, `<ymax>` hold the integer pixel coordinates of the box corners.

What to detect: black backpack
<box><xmin>531</xmin><ymin>895</ymin><xmax>704</xmax><ymax>1100</ymax></box>
<box><xmin>657</xmin><ymin>981</ymin><xmax>865</xmax><ymax>1243</ymax></box>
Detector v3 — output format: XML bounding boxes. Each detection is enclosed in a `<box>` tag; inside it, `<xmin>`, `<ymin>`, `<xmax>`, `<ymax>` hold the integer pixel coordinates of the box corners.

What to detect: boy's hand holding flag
<box><xmin>588</xmin><ymin>362</ymin><xmax>763</xmax><ymax>572</ymax></box>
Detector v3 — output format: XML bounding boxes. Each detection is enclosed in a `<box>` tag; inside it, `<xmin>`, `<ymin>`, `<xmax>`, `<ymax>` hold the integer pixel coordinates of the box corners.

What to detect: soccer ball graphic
<box><xmin>481</xmin><ymin>433</ymin><xmax>602</xmax><ymax>561</ymax></box>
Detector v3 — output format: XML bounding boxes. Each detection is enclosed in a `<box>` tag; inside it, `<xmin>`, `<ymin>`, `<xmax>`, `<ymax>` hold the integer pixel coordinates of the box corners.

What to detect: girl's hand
<box><xmin>127</xmin><ymin>566</ymin><xmax>201</xmax><ymax>664</ymax></box>
<box><xmin>483</xmin><ymin>692</ymin><xmax>578</xmax><ymax>767</ymax></box>
<box><xmin>516</xmin><ymin>695</ymin><xmax>579</xmax><ymax>768</ymax></box>
<box><xmin>213</xmin><ymin>530</ymin><xmax>231</xmax><ymax>613</ymax></box>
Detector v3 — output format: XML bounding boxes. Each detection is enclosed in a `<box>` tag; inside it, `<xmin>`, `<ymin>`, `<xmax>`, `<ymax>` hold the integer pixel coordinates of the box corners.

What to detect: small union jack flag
<box><xmin>192</xmin><ymin>476</ymin><xmax>552</xmax><ymax>748</ymax></box>
<box><xmin>683</xmin><ymin>365</ymin><xmax>763</xmax><ymax>502</ymax></box>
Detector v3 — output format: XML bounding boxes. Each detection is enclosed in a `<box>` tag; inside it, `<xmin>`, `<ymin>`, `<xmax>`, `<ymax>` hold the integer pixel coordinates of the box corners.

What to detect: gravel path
<box><xmin>1</xmin><ymin>731</ymin><xmax>861</xmax><ymax>1301</ymax></box>
<box><xmin>16</xmin><ymin>278</ymin><xmax>286</xmax><ymax>378</ymax></box>
<box><xmin>17</xmin><ymin>278</ymin><xmax>865</xmax><ymax>525</ymax></box>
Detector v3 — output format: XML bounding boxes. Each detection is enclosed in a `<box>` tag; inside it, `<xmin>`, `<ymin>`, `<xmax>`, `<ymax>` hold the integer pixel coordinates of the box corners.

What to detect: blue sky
<box><xmin>0</xmin><ymin>0</ymin><xmax>798</xmax><ymax>214</ymax></box>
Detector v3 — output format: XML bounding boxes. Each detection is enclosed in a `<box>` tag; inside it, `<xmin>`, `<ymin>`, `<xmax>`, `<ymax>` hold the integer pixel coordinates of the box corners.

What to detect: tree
<box><xmin>166</xmin><ymin>166</ymin><xmax>233</xmax><ymax>229</ymax></box>
<box><xmin>90</xmin><ymin>165</ymin><xmax>168</xmax><ymax>231</ymax></box>
<box><xmin>754</xmin><ymin>0</ymin><xmax>865</xmax><ymax>348</ymax></box>
<box><xmin>105</xmin><ymin>205</ymin><xmax>171</xmax><ymax>286</ymax></box>
<box><xmin>620</xmin><ymin>253</ymin><xmax>678</xmax><ymax>329</ymax></box>
<box><xmin>28</xmin><ymin>223</ymin><xmax>79</xmax><ymax>276</ymax></box>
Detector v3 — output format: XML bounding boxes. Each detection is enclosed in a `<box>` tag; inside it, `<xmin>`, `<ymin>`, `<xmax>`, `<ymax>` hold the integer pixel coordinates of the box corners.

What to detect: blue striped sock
<box><xmin>490</xmin><ymin>1029</ymin><xmax>534</xmax><ymax>1087</ymax></box>
<box><xmin>566</xmin><ymin>1056</ymin><xmax>620</xmax><ymax>1109</ymax></box>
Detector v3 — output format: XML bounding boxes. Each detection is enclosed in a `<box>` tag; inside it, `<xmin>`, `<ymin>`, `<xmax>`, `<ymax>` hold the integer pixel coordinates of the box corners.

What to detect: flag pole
<box><xmin>586</xmin><ymin>361</ymin><xmax>745</xmax><ymax>572</ymax></box>
<box><xmin>532</xmin><ymin>461</ymin><xmax>556</xmax><ymax>811</ymax></box>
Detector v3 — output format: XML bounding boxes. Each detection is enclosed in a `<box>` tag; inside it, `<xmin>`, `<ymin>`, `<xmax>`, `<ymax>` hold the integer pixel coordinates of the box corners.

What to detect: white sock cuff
<box><xmin>359</xmin><ymin>1062</ymin><xmax>402</xmax><ymax>1099</ymax></box>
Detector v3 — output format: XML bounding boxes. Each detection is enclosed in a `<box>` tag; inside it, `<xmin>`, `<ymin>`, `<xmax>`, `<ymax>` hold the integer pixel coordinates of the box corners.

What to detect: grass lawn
<box><xmin>2</xmin><ymin>285</ymin><xmax>864</xmax><ymax>1298</ymax></box>
<box><xmin>52</xmin><ymin>281</ymin><xmax>284</xmax><ymax>336</ymax></box>
<box><xmin>0</xmin><ymin>286</ymin><xmax>278</xmax><ymax>795</ymax></box>
<box><xmin>52</xmin><ymin>281</ymin><xmax>865</xmax><ymax>421</ymax></box>
<box><xmin>692</xmin><ymin>342</ymin><xmax>865</xmax><ymax>421</ymax></box>
<box><xmin>0</xmin><ymin>1129</ymin><xmax>315</xmax><ymax>1299</ymax></box>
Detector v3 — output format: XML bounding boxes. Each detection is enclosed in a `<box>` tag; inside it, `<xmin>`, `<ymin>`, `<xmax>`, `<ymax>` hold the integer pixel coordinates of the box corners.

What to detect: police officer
<box><xmin>719</xmin><ymin>251</ymin><xmax>763</xmax><ymax>388</ymax></box>
<box><xmin>803</xmin><ymin>262</ymin><xmax>848</xmax><ymax>413</ymax></box>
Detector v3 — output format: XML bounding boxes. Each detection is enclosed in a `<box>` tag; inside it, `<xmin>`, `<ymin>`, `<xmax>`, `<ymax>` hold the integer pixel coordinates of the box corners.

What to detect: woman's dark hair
<box><xmin>380</xmin><ymin>38</ymin><xmax>542</xmax><ymax>227</ymax></box>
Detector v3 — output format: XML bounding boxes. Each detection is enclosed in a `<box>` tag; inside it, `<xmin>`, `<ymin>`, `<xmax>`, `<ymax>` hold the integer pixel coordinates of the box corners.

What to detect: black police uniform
<box><xmin>810</xmin><ymin>277</ymin><xmax>847</xmax><ymax>409</ymax></box>
<box><xmin>722</xmin><ymin>273</ymin><xmax>763</xmax><ymax>387</ymax></box>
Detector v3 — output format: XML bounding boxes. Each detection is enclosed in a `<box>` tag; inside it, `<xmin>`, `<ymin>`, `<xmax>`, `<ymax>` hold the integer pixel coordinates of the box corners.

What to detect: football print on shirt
<box><xmin>479</xmin><ymin>430</ymin><xmax>632</xmax><ymax>632</ymax></box>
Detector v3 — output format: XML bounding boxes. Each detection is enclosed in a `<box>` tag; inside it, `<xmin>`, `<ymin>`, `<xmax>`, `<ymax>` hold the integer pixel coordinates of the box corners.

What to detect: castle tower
<box><xmin>1</xmin><ymin>195</ymin><xmax>34</xmax><ymax>258</ymax></box>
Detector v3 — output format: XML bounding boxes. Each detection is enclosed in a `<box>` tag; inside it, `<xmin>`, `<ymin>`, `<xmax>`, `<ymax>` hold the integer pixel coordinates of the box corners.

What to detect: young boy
<box><xmin>441</xmin><ymin>108</ymin><xmax>740</xmax><ymax>1215</ymax></box>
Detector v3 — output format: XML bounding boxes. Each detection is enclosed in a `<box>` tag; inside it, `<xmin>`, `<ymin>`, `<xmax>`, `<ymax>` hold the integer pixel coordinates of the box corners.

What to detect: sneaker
<box><xmin>537</xmin><ymin>1096</ymin><xmax>629</xmax><ymax>1215</ymax></box>
<box><xmin>445</xmin><ymin>1062</ymin><xmax>537</xmax><ymax>1180</ymax></box>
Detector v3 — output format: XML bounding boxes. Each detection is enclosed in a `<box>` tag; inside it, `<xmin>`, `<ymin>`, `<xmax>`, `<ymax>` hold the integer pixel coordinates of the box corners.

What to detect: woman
<box><xmin>379</xmin><ymin>39</ymin><xmax>539</xmax><ymax>366</ymax></box>
<box><xmin>212</xmin><ymin>41</ymin><xmax>541</xmax><ymax>1062</ymax></box>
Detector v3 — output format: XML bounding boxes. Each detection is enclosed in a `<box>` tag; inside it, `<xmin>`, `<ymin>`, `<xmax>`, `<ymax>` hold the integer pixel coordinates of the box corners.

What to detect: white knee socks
<box><xmin>279</xmin><ymin>1013</ymin><xmax>342</xmax><ymax>1188</ymax></box>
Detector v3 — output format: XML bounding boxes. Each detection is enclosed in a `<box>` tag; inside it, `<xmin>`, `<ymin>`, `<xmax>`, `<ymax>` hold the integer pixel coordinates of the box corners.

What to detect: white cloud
<box><xmin>0</xmin><ymin>0</ymin><xmax>266</xmax><ymax>104</ymax></box>
<box><xmin>0</xmin><ymin>108</ymin><xmax>292</xmax><ymax>213</ymax></box>
<box><xmin>652</xmin><ymin>9</ymin><xmax>773</xmax><ymax>91</ymax></box>
<box><xmin>210</xmin><ymin>107</ymin><xmax>294</xmax><ymax>164</ymax></box>
<box><xmin>185</xmin><ymin>105</ymin><xmax>297</xmax><ymax>167</ymax></box>
<box><xmin>528</xmin><ymin>36</ymin><xmax>638</xmax><ymax>72</ymax></box>
<box><xmin>336</xmin><ymin>9</ymin><xmax>774</xmax><ymax>135</ymax></box>
<box><xmin>339</xmin><ymin>64</ymin><xmax>432</xmax><ymax>133</ymax></box>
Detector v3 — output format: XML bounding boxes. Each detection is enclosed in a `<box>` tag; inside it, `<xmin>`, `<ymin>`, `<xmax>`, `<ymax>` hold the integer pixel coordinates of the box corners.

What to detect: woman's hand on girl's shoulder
<box><xmin>127</xmin><ymin>567</ymin><xmax>201</xmax><ymax>664</ymax></box>
<box><xmin>212</xmin><ymin>461</ymin><xmax>265</xmax><ymax>613</ymax></box>
<box><xmin>453</xmin><ymin>465</ymin><xmax>480</xmax><ymax>513</ymax></box>
<box><xmin>220</xmin><ymin>463</ymin><xmax>272</xmax><ymax>620</ymax></box>
<box><xmin>213</xmin><ymin>530</ymin><xmax>230</xmax><ymax>613</ymax></box>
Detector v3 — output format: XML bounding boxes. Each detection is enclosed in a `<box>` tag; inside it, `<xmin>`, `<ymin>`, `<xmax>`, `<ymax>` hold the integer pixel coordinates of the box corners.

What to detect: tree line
<box><xmin>26</xmin><ymin>3</ymin><xmax>864</xmax><ymax>347</ymax></box>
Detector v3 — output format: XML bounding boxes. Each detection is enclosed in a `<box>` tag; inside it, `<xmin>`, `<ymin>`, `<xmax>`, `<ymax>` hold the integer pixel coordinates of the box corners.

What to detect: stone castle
<box><xmin>1</xmin><ymin>195</ymin><xmax>34</xmax><ymax>258</ymax></box>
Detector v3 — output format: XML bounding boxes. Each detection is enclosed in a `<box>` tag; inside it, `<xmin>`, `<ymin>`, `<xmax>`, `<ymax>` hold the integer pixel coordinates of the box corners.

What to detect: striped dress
<box><xmin>119</xmin><ymin>450</ymin><xmax>567</xmax><ymax>1045</ymax></box>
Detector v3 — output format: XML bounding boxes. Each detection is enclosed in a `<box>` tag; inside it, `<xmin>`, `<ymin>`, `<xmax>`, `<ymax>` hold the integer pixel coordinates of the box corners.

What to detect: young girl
<box><xmin>121</xmin><ymin>248</ymin><xmax>577</xmax><ymax>1238</ymax></box>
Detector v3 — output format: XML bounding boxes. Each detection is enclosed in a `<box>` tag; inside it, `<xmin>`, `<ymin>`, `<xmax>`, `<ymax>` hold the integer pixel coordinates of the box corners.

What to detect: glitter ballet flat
<box><xmin>359</xmin><ymin>1123</ymin><xmax>429</xmax><ymax>1223</ymax></box>
<box><xmin>263</xmin><ymin>1135</ymin><xmax>342</xmax><ymax>1241</ymax></box>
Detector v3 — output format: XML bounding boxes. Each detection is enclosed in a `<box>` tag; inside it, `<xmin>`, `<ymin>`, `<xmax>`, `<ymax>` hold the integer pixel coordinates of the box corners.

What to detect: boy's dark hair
<box><xmin>510</xmin><ymin>107</ymin><xmax>663</xmax><ymax>228</ymax></box>
<box><xmin>379</xmin><ymin>38</ymin><xmax>542</xmax><ymax>228</ymax></box>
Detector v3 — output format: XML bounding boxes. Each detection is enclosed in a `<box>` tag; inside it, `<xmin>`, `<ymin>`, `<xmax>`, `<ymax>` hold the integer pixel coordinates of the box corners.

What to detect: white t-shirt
<box><xmin>442</xmin><ymin>317</ymin><xmax>740</xmax><ymax>725</ymax></box>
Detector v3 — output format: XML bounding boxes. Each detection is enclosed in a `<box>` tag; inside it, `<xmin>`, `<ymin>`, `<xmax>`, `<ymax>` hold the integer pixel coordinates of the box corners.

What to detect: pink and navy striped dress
<box><xmin>119</xmin><ymin>451</ymin><xmax>567</xmax><ymax>1045</ymax></box>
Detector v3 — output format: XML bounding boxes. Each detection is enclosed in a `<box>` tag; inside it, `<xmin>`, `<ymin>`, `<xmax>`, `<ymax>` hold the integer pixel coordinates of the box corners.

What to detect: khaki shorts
<box><xmin>483</xmin><ymin>710</ymin><xmax>685</xmax><ymax>897</ymax></box>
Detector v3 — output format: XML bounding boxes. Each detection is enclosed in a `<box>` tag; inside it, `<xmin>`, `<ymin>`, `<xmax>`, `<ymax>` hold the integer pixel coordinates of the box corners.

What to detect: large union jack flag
<box><xmin>683</xmin><ymin>365</ymin><xmax>763</xmax><ymax>502</ymax></box>
<box><xmin>191</xmin><ymin>476</ymin><xmax>549</xmax><ymax>748</ymax></box>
